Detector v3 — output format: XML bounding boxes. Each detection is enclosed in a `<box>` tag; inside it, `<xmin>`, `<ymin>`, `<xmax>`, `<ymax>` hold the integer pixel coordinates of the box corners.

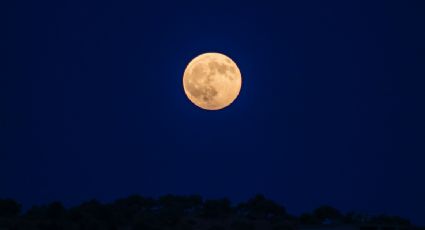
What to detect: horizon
<box><xmin>0</xmin><ymin>194</ymin><xmax>418</xmax><ymax>228</ymax></box>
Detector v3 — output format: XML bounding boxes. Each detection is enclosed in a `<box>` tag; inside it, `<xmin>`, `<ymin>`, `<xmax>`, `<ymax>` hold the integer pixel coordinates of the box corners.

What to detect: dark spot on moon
<box><xmin>200</xmin><ymin>85</ymin><xmax>218</xmax><ymax>102</ymax></box>
<box><xmin>185</xmin><ymin>79</ymin><xmax>218</xmax><ymax>102</ymax></box>
<box><xmin>186</xmin><ymin>81</ymin><xmax>202</xmax><ymax>98</ymax></box>
<box><xmin>208</xmin><ymin>61</ymin><xmax>229</xmax><ymax>75</ymax></box>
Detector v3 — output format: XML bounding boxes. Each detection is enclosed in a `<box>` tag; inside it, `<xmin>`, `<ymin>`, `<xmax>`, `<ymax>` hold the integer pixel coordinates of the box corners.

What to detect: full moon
<box><xmin>183</xmin><ymin>52</ymin><xmax>242</xmax><ymax>110</ymax></box>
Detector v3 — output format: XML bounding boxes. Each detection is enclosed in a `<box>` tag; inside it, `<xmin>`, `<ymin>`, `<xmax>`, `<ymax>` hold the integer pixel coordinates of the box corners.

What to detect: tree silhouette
<box><xmin>0</xmin><ymin>196</ymin><xmax>418</xmax><ymax>230</ymax></box>
<box><xmin>313</xmin><ymin>205</ymin><xmax>343</xmax><ymax>224</ymax></box>
<box><xmin>158</xmin><ymin>194</ymin><xmax>202</xmax><ymax>214</ymax></box>
<box><xmin>230</xmin><ymin>220</ymin><xmax>256</xmax><ymax>230</ymax></box>
<box><xmin>299</xmin><ymin>213</ymin><xmax>321</xmax><ymax>225</ymax></box>
<box><xmin>344</xmin><ymin>211</ymin><xmax>368</xmax><ymax>224</ymax></box>
<box><xmin>368</xmin><ymin>215</ymin><xmax>411</xmax><ymax>226</ymax></box>
<box><xmin>237</xmin><ymin>194</ymin><xmax>286</xmax><ymax>220</ymax></box>
<box><xmin>112</xmin><ymin>194</ymin><xmax>155</xmax><ymax>225</ymax></box>
<box><xmin>47</xmin><ymin>202</ymin><xmax>65</xmax><ymax>220</ymax></box>
<box><xmin>201</xmin><ymin>198</ymin><xmax>232</xmax><ymax>219</ymax></box>
<box><xmin>0</xmin><ymin>199</ymin><xmax>21</xmax><ymax>218</ymax></box>
<box><xmin>68</xmin><ymin>199</ymin><xmax>113</xmax><ymax>230</ymax></box>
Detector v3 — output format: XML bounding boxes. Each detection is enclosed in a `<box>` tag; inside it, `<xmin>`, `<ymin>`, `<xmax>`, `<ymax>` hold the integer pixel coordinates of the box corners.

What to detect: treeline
<box><xmin>0</xmin><ymin>195</ymin><xmax>415</xmax><ymax>230</ymax></box>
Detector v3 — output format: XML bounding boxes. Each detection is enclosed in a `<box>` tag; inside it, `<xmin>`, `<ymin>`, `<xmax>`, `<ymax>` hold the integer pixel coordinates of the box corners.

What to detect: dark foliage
<box><xmin>237</xmin><ymin>194</ymin><xmax>286</xmax><ymax>220</ymax></box>
<box><xmin>0</xmin><ymin>195</ymin><xmax>416</xmax><ymax>230</ymax></box>
<box><xmin>0</xmin><ymin>199</ymin><xmax>21</xmax><ymax>218</ymax></box>
<box><xmin>201</xmin><ymin>198</ymin><xmax>232</xmax><ymax>219</ymax></box>
<box><xmin>313</xmin><ymin>205</ymin><xmax>343</xmax><ymax>223</ymax></box>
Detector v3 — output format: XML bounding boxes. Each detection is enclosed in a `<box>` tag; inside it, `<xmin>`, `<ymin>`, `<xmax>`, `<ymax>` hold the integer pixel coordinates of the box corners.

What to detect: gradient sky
<box><xmin>2</xmin><ymin>0</ymin><xmax>425</xmax><ymax>225</ymax></box>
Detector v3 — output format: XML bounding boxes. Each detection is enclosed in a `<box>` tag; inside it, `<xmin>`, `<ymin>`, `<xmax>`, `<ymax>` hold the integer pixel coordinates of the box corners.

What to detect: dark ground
<box><xmin>0</xmin><ymin>195</ymin><xmax>420</xmax><ymax>230</ymax></box>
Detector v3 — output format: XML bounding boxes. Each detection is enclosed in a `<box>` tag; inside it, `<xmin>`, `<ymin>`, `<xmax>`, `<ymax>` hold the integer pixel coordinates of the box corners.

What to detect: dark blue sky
<box><xmin>2</xmin><ymin>0</ymin><xmax>425</xmax><ymax>225</ymax></box>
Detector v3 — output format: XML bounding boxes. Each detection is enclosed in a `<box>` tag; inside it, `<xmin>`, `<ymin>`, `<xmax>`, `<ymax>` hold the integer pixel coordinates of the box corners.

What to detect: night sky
<box><xmin>2</xmin><ymin>0</ymin><xmax>425</xmax><ymax>225</ymax></box>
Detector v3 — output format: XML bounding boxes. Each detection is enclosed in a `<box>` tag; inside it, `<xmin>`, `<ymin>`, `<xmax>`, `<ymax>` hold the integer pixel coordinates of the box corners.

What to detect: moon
<box><xmin>183</xmin><ymin>52</ymin><xmax>242</xmax><ymax>110</ymax></box>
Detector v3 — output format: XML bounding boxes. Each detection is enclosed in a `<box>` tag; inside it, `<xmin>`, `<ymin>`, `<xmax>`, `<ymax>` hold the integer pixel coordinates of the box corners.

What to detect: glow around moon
<box><xmin>183</xmin><ymin>52</ymin><xmax>242</xmax><ymax>110</ymax></box>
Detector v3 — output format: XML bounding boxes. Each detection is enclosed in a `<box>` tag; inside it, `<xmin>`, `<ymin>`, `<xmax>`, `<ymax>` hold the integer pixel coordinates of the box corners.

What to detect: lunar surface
<box><xmin>183</xmin><ymin>52</ymin><xmax>242</xmax><ymax>110</ymax></box>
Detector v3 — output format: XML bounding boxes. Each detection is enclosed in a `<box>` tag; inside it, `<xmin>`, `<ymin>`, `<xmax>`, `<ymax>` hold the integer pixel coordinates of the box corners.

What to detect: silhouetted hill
<box><xmin>0</xmin><ymin>195</ymin><xmax>419</xmax><ymax>230</ymax></box>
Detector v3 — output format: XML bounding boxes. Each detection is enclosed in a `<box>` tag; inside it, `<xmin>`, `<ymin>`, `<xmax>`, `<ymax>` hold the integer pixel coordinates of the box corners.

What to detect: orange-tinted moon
<box><xmin>183</xmin><ymin>52</ymin><xmax>242</xmax><ymax>110</ymax></box>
